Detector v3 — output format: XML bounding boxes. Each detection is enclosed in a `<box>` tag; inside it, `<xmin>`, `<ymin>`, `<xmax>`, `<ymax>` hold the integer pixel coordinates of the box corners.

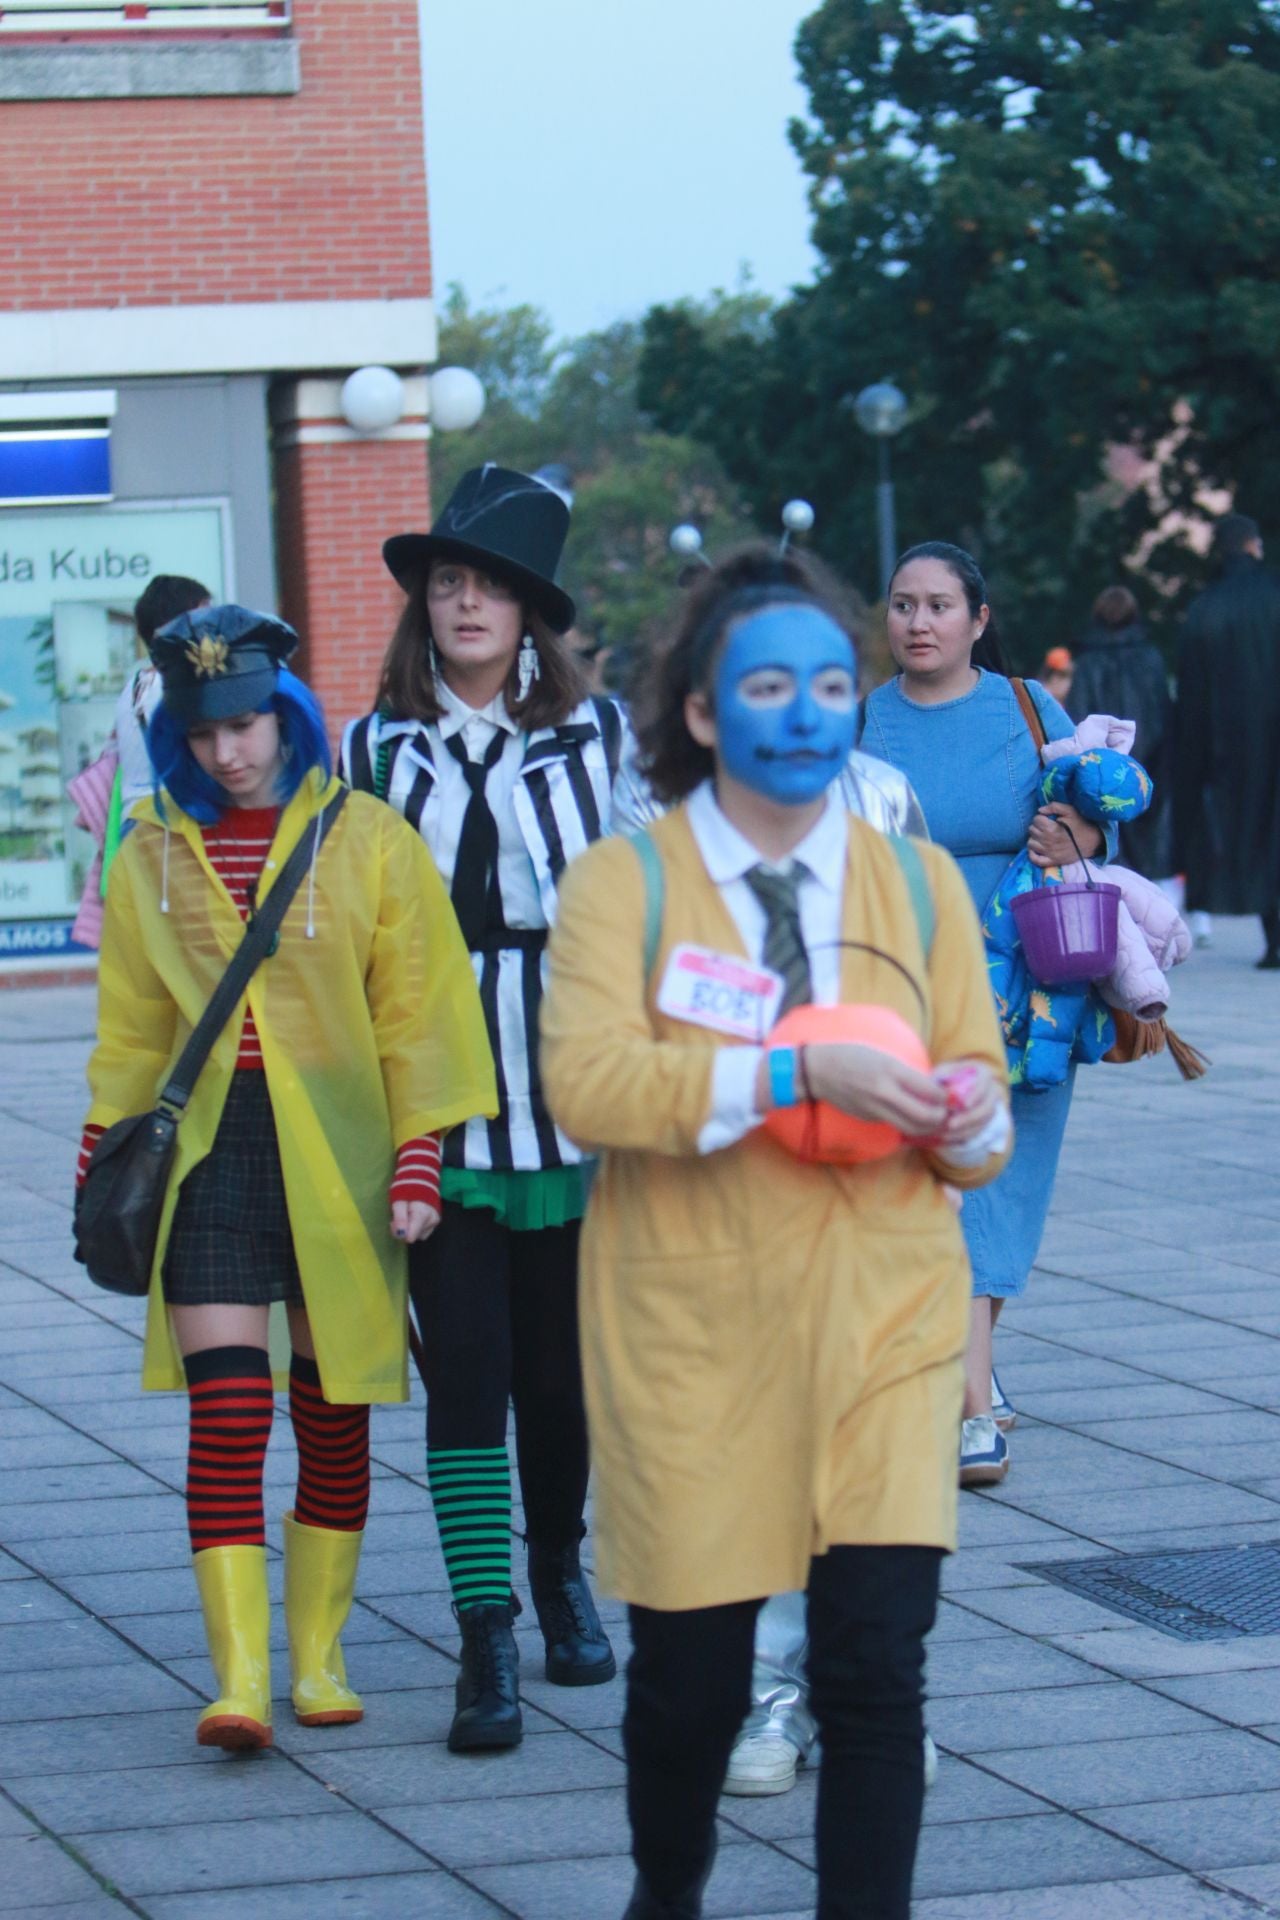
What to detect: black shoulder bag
<box><xmin>73</xmin><ymin>788</ymin><xmax>348</xmax><ymax>1296</ymax></box>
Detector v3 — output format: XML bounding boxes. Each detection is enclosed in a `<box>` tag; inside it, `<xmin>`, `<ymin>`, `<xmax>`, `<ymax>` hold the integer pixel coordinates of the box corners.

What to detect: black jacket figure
<box><xmin>1068</xmin><ymin>612</ymin><xmax>1173</xmax><ymax>878</ymax></box>
<box><xmin>1173</xmin><ymin>551</ymin><xmax>1280</xmax><ymax>929</ymax></box>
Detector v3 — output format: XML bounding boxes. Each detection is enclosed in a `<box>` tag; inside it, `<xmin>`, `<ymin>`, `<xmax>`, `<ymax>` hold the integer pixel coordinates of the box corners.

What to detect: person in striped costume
<box><xmin>341</xmin><ymin>466</ymin><xmax>628</xmax><ymax>1752</ymax></box>
<box><xmin>80</xmin><ymin>605</ymin><xmax>494</xmax><ymax>1753</ymax></box>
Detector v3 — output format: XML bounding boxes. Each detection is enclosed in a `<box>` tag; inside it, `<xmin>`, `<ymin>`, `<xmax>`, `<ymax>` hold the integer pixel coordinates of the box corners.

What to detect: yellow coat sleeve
<box><xmin>367</xmin><ymin>809</ymin><xmax>498</xmax><ymax>1147</ymax></box>
<box><xmin>86</xmin><ymin>843</ymin><xmax>178</xmax><ymax>1129</ymax></box>
<box><xmin>542</xmin><ymin>836</ymin><xmax>716</xmax><ymax>1155</ymax></box>
<box><xmin>916</xmin><ymin>841</ymin><xmax>1013</xmax><ymax>1191</ymax></box>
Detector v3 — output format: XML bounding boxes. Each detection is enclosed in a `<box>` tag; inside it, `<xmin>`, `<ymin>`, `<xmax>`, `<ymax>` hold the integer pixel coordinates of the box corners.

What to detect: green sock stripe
<box><xmin>427</xmin><ymin>1446</ymin><xmax>512</xmax><ymax>1608</ymax></box>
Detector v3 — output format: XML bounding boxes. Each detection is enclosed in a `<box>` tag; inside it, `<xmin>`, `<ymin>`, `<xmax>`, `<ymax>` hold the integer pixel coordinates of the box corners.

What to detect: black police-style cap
<box><xmin>149</xmin><ymin>604</ymin><xmax>298</xmax><ymax>725</ymax></box>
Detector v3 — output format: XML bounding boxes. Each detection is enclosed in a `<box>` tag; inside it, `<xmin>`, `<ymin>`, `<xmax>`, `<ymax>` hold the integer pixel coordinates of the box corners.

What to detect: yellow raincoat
<box><xmin>87</xmin><ymin>771</ymin><xmax>497</xmax><ymax>1402</ymax></box>
<box><xmin>541</xmin><ymin>809</ymin><xmax>1010</xmax><ymax>1611</ymax></box>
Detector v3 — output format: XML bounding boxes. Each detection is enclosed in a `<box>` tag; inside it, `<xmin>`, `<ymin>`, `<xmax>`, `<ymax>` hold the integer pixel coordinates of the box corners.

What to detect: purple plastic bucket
<box><xmin>1010</xmin><ymin>880</ymin><xmax>1121</xmax><ymax>986</ymax></box>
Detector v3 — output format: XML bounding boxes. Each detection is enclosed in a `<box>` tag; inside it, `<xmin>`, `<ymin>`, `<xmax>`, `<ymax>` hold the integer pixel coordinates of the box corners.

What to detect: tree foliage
<box><xmin>638</xmin><ymin>1</ymin><xmax>1280</xmax><ymax>658</ymax></box>
<box><xmin>430</xmin><ymin>287</ymin><xmax>757</xmax><ymax>673</ymax></box>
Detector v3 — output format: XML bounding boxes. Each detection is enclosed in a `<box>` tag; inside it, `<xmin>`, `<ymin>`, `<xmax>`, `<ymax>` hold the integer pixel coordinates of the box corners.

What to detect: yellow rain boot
<box><xmin>282</xmin><ymin>1511</ymin><xmax>364</xmax><ymax>1726</ymax></box>
<box><xmin>192</xmin><ymin>1545</ymin><xmax>273</xmax><ymax>1751</ymax></box>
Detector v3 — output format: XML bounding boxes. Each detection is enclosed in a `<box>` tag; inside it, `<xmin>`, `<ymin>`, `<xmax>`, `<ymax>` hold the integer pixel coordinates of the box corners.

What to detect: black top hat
<box><xmin>383</xmin><ymin>464</ymin><xmax>576</xmax><ymax>634</ymax></box>
<box><xmin>150</xmin><ymin>604</ymin><xmax>298</xmax><ymax>725</ymax></box>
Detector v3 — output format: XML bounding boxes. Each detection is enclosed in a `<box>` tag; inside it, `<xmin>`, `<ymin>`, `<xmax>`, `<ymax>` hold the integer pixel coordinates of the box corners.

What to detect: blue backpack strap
<box><xmin>888</xmin><ymin>834</ymin><xmax>935</xmax><ymax>963</ymax></box>
<box><xmin>629</xmin><ymin>829</ymin><xmax>665</xmax><ymax>983</ymax></box>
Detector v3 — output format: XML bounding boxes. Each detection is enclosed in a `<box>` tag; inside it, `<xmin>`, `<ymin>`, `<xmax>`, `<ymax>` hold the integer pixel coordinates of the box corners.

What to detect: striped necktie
<box><xmin>744</xmin><ymin>864</ymin><xmax>813</xmax><ymax>1015</ymax></box>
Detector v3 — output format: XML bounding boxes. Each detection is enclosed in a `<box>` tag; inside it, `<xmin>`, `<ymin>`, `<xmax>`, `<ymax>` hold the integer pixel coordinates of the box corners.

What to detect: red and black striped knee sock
<box><xmin>289</xmin><ymin>1354</ymin><xmax>371</xmax><ymax>1532</ymax></box>
<box><xmin>183</xmin><ymin>1345</ymin><xmax>274</xmax><ymax>1554</ymax></box>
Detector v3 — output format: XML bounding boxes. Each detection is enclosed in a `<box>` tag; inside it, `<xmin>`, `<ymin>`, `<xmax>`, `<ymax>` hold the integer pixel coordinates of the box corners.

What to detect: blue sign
<box><xmin>0</xmin><ymin>433</ymin><xmax>112</xmax><ymax>507</ymax></box>
<box><xmin>0</xmin><ymin>919</ymin><xmax>93</xmax><ymax>958</ymax></box>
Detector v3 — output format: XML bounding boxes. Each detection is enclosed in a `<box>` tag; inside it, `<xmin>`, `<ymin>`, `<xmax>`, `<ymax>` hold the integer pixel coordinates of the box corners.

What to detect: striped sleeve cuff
<box><xmin>389</xmin><ymin>1133</ymin><xmax>442</xmax><ymax>1211</ymax></box>
<box><xmin>76</xmin><ymin>1124</ymin><xmax>105</xmax><ymax>1189</ymax></box>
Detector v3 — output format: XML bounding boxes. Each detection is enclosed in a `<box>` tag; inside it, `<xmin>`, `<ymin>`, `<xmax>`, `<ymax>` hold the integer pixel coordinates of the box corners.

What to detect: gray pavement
<box><xmin>0</xmin><ymin>917</ymin><xmax>1278</xmax><ymax>1918</ymax></box>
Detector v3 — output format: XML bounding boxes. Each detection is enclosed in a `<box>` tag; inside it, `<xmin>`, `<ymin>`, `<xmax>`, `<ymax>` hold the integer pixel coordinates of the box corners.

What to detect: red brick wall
<box><xmin>275</xmin><ymin>436</ymin><xmax>429</xmax><ymax>736</ymax></box>
<box><xmin>1</xmin><ymin>0</ymin><xmax>429</xmax><ymax>309</ymax></box>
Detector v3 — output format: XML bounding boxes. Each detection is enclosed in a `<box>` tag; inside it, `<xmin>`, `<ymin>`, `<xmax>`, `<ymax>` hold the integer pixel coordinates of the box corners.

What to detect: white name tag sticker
<box><xmin>657</xmin><ymin>944</ymin><xmax>785</xmax><ymax>1041</ymax></box>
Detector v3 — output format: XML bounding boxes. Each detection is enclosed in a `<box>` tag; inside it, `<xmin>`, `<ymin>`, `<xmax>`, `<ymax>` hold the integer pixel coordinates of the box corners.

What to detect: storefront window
<box><xmin>0</xmin><ymin>502</ymin><xmax>226</xmax><ymax>959</ymax></box>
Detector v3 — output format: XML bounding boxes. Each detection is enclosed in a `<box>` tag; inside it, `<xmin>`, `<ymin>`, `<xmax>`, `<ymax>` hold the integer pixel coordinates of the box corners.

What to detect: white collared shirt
<box><xmin>686</xmin><ymin>780</ymin><xmax>848</xmax><ymax>1154</ymax></box>
<box><xmin>430</xmin><ymin>679</ymin><xmax>544</xmax><ymax>928</ymax></box>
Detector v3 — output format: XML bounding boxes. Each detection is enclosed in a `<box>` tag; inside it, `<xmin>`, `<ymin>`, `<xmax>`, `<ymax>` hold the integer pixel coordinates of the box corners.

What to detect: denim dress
<box><xmin>860</xmin><ymin>671</ymin><xmax>1077</xmax><ymax>1298</ymax></box>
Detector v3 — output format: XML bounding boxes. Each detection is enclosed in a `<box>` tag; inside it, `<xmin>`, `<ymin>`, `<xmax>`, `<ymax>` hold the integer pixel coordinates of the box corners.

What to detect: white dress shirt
<box><xmin>686</xmin><ymin>781</ymin><xmax>848</xmax><ymax>1154</ymax></box>
<box><xmin>430</xmin><ymin>680</ymin><xmax>545</xmax><ymax>930</ymax></box>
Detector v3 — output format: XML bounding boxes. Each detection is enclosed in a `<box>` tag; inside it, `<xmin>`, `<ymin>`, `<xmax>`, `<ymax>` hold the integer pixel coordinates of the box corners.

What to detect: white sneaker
<box><xmin>723</xmin><ymin>1729</ymin><xmax>801</xmax><ymax>1796</ymax></box>
<box><xmin>960</xmin><ymin>1415</ymin><xmax>1009</xmax><ymax>1487</ymax></box>
<box><xmin>924</xmin><ymin>1731</ymin><xmax>939</xmax><ymax>1791</ymax></box>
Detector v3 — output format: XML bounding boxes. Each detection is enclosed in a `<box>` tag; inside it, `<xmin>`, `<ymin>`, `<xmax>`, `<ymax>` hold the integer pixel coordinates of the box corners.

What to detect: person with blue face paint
<box><xmin>541</xmin><ymin>545</ymin><xmax>1011</xmax><ymax>1920</ymax></box>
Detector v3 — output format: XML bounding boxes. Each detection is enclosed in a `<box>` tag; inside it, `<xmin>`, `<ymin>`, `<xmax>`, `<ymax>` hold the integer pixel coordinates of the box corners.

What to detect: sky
<box><xmin>418</xmin><ymin>0</ymin><xmax>820</xmax><ymax>341</ymax></box>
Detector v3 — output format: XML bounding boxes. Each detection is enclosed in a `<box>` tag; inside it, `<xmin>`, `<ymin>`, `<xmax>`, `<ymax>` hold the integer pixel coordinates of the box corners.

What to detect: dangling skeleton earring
<box><xmin>517</xmin><ymin>632</ymin><xmax>541</xmax><ymax>701</ymax></box>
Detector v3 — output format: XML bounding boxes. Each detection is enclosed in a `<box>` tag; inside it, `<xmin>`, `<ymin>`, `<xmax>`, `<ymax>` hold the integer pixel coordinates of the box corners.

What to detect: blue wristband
<box><xmin>768</xmin><ymin>1046</ymin><xmax>798</xmax><ymax>1109</ymax></box>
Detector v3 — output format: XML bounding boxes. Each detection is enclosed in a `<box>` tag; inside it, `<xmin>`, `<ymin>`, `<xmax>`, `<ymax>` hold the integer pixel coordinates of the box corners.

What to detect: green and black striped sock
<box><xmin>427</xmin><ymin>1446</ymin><xmax>512</xmax><ymax>1611</ymax></box>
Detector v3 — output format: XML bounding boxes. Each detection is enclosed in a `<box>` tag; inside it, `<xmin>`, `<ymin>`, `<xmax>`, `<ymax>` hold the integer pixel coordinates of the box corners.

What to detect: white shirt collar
<box><xmin>435</xmin><ymin>676</ymin><xmax>520</xmax><ymax>741</ymax></box>
<box><xmin>686</xmin><ymin>780</ymin><xmax>848</xmax><ymax>891</ymax></box>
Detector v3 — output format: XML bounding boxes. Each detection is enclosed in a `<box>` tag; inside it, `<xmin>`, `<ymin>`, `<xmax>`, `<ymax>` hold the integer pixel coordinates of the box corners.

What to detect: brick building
<box><xmin>0</xmin><ymin>0</ymin><xmax>441</xmax><ymax>969</ymax></box>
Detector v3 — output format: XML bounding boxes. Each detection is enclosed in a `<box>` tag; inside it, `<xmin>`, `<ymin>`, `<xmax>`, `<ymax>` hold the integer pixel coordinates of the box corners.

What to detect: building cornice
<box><xmin>0</xmin><ymin>298</ymin><xmax>437</xmax><ymax>381</ymax></box>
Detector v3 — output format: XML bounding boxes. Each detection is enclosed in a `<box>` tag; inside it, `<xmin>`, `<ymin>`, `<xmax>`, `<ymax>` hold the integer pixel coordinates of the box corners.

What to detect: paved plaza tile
<box><xmin>1</xmin><ymin>919</ymin><xmax>1279</xmax><ymax>1916</ymax></box>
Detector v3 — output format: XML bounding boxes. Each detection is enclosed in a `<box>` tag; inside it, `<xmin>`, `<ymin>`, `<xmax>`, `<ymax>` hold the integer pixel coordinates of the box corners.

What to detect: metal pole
<box><xmin>876</xmin><ymin>437</ymin><xmax>897</xmax><ymax>600</ymax></box>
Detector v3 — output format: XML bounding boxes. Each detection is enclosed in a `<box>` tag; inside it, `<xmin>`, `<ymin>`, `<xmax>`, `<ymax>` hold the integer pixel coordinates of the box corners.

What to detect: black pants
<box><xmin>625</xmin><ymin>1545</ymin><xmax>943</xmax><ymax>1920</ymax></box>
<box><xmin>408</xmin><ymin>1203</ymin><xmax>589</xmax><ymax>1549</ymax></box>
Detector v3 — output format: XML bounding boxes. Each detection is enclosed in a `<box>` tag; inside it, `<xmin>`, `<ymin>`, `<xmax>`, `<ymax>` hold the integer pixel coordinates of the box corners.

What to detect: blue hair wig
<box><xmin>147</xmin><ymin>667</ymin><xmax>332</xmax><ymax>823</ymax></box>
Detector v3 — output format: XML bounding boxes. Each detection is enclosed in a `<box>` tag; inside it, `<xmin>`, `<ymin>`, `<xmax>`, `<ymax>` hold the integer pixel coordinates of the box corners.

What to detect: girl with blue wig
<box><xmin>79</xmin><ymin>604</ymin><xmax>495</xmax><ymax>1755</ymax></box>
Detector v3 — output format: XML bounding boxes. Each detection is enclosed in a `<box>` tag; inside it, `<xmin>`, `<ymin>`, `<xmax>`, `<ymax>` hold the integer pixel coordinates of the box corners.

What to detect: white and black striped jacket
<box><xmin>340</xmin><ymin>697</ymin><xmax>628</xmax><ymax>1174</ymax></box>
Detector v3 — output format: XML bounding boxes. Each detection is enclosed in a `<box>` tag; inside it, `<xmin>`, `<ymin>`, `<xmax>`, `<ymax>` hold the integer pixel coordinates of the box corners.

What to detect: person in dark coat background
<box><xmin>1173</xmin><ymin>512</ymin><xmax>1280</xmax><ymax>969</ymax></box>
<box><xmin>1068</xmin><ymin>585</ymin><xmax>1173</xmax><ymax>880</ymax></box>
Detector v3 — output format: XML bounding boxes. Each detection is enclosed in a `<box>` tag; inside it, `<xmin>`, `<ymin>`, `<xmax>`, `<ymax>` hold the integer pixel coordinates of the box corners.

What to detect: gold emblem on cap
<box><xmin>185</xmin><ymin>636</ymin><xmax>230</xmax><ymax>679</ymax></box>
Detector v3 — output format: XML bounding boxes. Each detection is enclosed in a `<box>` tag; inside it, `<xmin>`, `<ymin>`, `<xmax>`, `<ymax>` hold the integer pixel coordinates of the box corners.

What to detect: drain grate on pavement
<box><xmin>1021</xmin><ymin>1540</ymin><xmax>1280</xmax><ymax>1641</ymax></box>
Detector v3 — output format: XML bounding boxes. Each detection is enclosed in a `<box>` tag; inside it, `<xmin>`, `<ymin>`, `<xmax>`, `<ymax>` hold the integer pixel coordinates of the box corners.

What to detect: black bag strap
<box><xmin>158</xmin><ymin>787</ymin><xmax>348</xmax><ymax>1114</ymax></box>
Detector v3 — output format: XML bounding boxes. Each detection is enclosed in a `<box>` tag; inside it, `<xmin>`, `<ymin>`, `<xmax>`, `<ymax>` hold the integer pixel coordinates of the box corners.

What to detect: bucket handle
<box><xmin>1032</xmin><ymin>813</ymin><xmax>1101</xmax><ymax>890</ymax></box>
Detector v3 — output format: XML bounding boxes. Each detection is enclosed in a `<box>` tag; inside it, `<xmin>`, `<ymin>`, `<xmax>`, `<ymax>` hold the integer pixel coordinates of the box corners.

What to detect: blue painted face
<box><xmin>713</xmin><ymin>604</ymin><xmax>858</xmax><ymax>805</ymax></box>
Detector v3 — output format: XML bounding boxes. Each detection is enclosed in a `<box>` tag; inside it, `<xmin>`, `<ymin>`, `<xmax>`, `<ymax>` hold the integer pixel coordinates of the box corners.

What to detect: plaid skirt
<box><xmin>163</xmin><ymin>1072</ymin><xmax>305</xmax><ymax>1307</ymax></box>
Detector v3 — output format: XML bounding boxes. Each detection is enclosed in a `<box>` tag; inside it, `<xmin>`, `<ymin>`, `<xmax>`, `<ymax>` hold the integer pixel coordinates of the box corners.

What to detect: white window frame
<box><xmin>0</xmin><ymin>1</ymin><xmax>289</xmax><ymax>31</ymax></box>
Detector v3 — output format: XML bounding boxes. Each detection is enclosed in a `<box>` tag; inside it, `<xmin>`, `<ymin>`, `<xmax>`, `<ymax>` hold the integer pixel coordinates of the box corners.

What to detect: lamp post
<box><xmin>852</xmin><ymin>380</ymin><xmax>908</xmax><ymax>598</ymax></box>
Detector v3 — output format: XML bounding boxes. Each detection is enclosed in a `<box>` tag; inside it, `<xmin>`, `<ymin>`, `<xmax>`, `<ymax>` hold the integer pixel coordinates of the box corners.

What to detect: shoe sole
<box><xmin>447</xmin><ymin>1722</ymin><xmax>523</xmax><ymax>1753</ymax></box>
<box><xmin>294</xmin><ymin>1707</ymin><xmax>364</xmax><ymax>1726</ymax></box>
<box><xmin>197</xmin><ymin>1716</ymin><xmax>272</xmax><ymax>1751</ymax></box>
<box><xmin>545</xmin><ymin>1652</ymin><xmax>618</xmax><ymax>1687</ymax></box>
<box><xmin>959</xmin><ymin>1459</ymin><xmax>1009</xmax><ymax>1487</ymax></box>
<box><xmin>993</xmin><ymin>1410</ymin><xmax>1017</xmax><ymax>1432</ymax></box>
<box><xmin>721</xmin><ymin>1769</ymin><xmax>798</xmax><ymax>1797</ymax></box>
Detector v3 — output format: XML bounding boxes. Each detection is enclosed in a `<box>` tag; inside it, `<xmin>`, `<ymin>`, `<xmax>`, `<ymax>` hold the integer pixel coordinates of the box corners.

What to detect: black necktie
<box><xmin>445</xmin><ymin>728</ymin><xmax>508</xmax><ymax>949</ymax></box>
<box><xmin>744</xmin><ymin>864</ymin><xmax>813</xmax><ymax>1015</ymax></box>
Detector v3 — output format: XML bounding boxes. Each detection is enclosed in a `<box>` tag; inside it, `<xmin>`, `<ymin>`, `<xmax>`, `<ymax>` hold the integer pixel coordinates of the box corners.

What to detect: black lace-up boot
<box><xmin>447</xmin><ymin>1600</ymin><xmax>522</xmax><ymax>1752</ymax></box>
<box><xmin>527</xmin><ymin>1538</ymin><xmax>617</xmax><ymax>1686</ymax></box>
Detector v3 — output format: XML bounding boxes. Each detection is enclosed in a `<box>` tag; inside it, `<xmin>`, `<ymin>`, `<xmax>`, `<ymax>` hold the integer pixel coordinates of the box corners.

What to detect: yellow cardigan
<box><xmin>541</xmin><ymin>807</ymin><xmax>1010</xmax><ymax>1610</ymax></box>
<box><xmin>87</xmin><ymin>772</ymin><xmax>496</xmax><ymax>1403</ymax></box>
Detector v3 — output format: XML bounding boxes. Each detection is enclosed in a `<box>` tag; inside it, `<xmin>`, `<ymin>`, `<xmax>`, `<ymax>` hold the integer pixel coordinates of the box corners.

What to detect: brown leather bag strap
<box><xmin>1010</xmin><ymin>675</ymin><xmax>1048</xmax><ymax>756</ymax></box>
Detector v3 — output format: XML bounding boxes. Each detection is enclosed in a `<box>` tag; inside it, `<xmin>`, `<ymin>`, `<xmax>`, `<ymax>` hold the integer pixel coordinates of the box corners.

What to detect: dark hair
<box><xmin>638</xmin><ymin>543</ymin><xmax>861</xmax><ymax>805</ymax></box>
<box><xmin>134</xmin><ymin>575</ymin><xmax>210</xmax><ymax>645</ymax></box>
<box><xmin>889</xmin><ymin>539</ymin><xmax>1011</xmax><ymax>675</ymax></box>
<box><xmin>1092</xmin><ymin>584</ymin><xmax>1140</xmax><ymax>629</ymax></box>
<box><xmin>375</xmin><ymin>569</ymin><xmax>585</xmax><ymax>730</ymax></box>
<box><xmin>1212</xmin><ymin>512</ymin><xmax>1261</xmax><ymax>563</ymax></box>
<box><xmin>147</xmin><ymin>667</ymin><xmax>332</xmax><ymax>824</ymax></box>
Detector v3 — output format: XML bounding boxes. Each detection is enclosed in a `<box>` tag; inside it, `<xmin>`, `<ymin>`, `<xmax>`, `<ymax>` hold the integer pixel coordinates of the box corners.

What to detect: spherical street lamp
<box><xmin>852</xmin><ymin>380</ymin><xmax>909</xmax><ymax>597</ymax></box>
<box><xmin>427</xmin><ymin>365</ymin><xmax>486</xmax><ymax>434</ymax></box>
<box><xmin>340</xmin><ymin>365</ymin><xmax>405</xmax><ymax>434</ymax></box>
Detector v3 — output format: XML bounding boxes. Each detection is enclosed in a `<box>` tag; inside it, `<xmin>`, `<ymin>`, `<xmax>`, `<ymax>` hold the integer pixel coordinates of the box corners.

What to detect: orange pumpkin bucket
<box><xmin>763</xmin><ymin>1003</ymin><xmax>932</xmax><ymax>1165</ymax></box>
